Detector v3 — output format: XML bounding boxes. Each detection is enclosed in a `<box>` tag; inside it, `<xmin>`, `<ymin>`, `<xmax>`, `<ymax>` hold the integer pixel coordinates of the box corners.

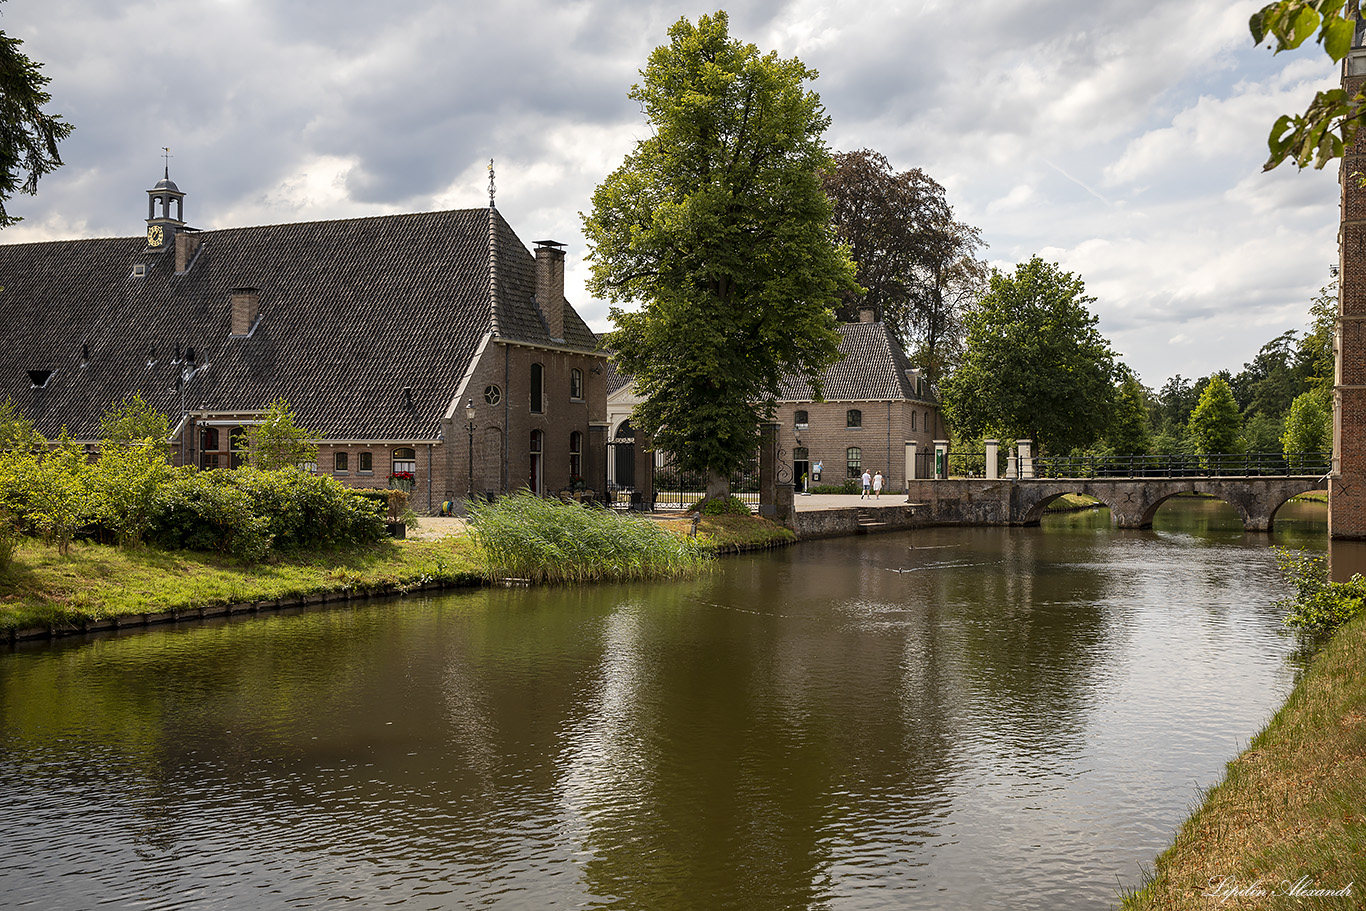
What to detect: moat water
<box><xmin>0</xmin><ymin>499</ymin><xmax>1328</xmax><ymax>910</ymax></box>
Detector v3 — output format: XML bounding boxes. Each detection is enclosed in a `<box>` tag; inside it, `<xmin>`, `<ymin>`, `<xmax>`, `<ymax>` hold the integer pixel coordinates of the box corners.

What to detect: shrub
<box><xmin>699</xmin><ymin>495</ymin><xmax>751</xmax><ymax>516</ymax></box>
<box><xmin>88</xmin><ymin>439</ymin><xmax>174</xmax><ymax>546</ymax></box>
<box><xmin>146</xmin><ymin>468</ymin><xmax>385</xmax><ymax>559</ymax></box>
<box><xmin>30</xmin><ymin>435</ymin><xmax>91</xmax><ymax>556</ymax></box>
<box><xmin>1275</xmin><ymin>548</ymin><xmax>1366</xmax><ymax>633</ymax></box>
<box><xmin>811</xmin><ymin>479</ymin><xmax>859</xmax><ymax>495</ymax></box>
<box><xmin>0</xmin><ymin>511</ymin><xmax>18</xmax><ymax>572</ymax></box>
<box><xmin>468</xmin><ymin>492</ymin><xmax>709</xmax><ymax>584</ymax></box>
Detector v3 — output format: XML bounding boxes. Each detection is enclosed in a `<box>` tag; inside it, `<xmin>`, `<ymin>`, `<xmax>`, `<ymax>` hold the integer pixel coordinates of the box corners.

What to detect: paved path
<box><xmin>404</xmin><ymin>494</ymin><xmax>887</xmax><ymax>541</ymax></box>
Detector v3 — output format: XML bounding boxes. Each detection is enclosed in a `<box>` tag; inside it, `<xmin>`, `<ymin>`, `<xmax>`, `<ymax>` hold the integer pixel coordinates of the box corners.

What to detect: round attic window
<box><xmin>483</xmin><ymin>385</ymin><xmax>501</xmax><ymax>405</ymax></box>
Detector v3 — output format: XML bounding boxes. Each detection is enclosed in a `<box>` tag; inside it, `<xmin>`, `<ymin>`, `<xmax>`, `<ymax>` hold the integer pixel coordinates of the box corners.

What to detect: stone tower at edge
<box><xmin>1336</xmin><ymin>21</ymin><xmax>1366</xmax><ymax>538</ymax></box>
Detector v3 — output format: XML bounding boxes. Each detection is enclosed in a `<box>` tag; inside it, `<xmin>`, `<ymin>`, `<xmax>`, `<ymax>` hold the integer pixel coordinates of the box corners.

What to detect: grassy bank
<box><xmin>1121</xmin><ymin>617</ymin><xmax>1366</xmax><ymax>909</ymax></box>
<box><xmin>1</xmin><ymin>508</ymin><xmax>795</xmax><ymax>633</ymax></box>
<box><xmin>0</xmin><ymin>536</ymin><xmax>483</xmax><ymax>632</ymax></box>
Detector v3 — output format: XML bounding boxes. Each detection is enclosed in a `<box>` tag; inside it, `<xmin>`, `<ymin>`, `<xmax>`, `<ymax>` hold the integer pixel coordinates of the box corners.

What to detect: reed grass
<box><xmin>467</xmin><ymin>493</ymin><xmax>710</xmax><ymax>584</ymax></box>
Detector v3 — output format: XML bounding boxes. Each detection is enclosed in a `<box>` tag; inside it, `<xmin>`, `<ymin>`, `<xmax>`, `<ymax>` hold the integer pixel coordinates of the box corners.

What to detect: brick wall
<box><xmin>773</xmin><ymin>400</ymin><xmax>945</xmax><ymax>491</ymax></box>
<box><xmin>1332</xmin><ymin>48</ymin><xmax>1366</xmax><ymax>537</ymax></box>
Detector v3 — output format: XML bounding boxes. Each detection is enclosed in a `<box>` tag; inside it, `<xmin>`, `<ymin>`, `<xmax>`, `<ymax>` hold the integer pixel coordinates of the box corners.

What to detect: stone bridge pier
<box><xmin>903</xmin><ymin>477</ymin><xmax>1327</xmax><ymax>532</ymax></box>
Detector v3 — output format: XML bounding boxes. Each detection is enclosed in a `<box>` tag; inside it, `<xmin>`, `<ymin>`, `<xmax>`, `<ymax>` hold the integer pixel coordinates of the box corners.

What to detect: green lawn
<box><xmin>0</xmin><ymin>536</ymin><xmax>484</xmax><ymax>632</ymax></box>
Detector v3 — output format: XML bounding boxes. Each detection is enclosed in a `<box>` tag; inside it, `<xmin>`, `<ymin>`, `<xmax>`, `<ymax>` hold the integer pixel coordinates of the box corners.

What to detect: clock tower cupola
<box><xmin>145</xmin><ymin>159</ymin><xmax>186</xmax><ymax>251</ymax></box>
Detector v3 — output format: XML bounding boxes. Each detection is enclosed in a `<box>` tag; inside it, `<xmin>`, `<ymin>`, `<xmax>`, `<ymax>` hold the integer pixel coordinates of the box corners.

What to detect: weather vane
<box><xmin>161</xmin><ymin>146</ymin><xmax>172</xmax><ymax>178</ymax></box>
<box><xmin>488</xmin><ymin>158</ymin><xmax>496</xmax><ymax>208</ymax></box>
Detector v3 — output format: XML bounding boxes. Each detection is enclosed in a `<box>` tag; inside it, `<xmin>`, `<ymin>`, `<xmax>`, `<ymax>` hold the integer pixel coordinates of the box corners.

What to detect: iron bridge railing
<box><xmin>925</xmin><ymin>450</ymin><xmax>1332</xmax><ymax>480</ymax></box>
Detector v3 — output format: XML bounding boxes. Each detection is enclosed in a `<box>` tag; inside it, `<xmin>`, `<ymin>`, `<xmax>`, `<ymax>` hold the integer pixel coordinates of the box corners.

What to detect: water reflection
<box><xmin>0</xmin><ymin>500</ymin><xmax>1322</xmax><ymax>910</ymax></box>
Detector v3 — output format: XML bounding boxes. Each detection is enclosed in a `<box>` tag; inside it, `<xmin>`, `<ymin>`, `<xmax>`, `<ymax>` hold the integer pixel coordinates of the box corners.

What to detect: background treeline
<box><xmin>1131</xmin><ymin>281</ymin><xmax>1334</xmax><ymax>459</ymax></box>
<box><xmin>0</xmin><ymin>395</ymin><xmax>385</xmax><ymax>564</ymax></box>
<box><xmin>821</xmin><ymin>147</ymin><xmax>1334</xmax><ymax>462</ymax></box>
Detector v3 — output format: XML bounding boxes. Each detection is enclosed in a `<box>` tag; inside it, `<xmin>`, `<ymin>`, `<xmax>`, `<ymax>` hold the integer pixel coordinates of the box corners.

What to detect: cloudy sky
<box><xmin>0</xmin><ymin>0</ymin><xmax>1343</xmax><ymax>388</ymax></box>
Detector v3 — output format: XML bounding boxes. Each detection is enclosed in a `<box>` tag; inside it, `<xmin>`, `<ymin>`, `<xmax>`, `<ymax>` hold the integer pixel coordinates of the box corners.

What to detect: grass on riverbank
<box><xmin>1121</xmin><ymin>617</ymin><xmax>1366</xmax><ymax>910</ymax></box>
<box><xmin>659</xmin><ymin>513</ymin><xmax>797</xmax><ymax>551</ymax></box>
<box><xmin>0</xmin><ymin>536</ymin><xmax>483</xmax><ymax>631</ymax></box>
<box><xmin>0</xmin><ymin>507</ymin><xmax>796</xmax><ymax>632</ymax></box>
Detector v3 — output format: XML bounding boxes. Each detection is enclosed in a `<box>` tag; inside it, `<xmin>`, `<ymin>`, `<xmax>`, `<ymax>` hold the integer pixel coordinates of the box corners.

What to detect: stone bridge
<box><xmin>901</xmin><ymin>476</ymin><xmax>1328</xmax><ymax>532</ymax></box>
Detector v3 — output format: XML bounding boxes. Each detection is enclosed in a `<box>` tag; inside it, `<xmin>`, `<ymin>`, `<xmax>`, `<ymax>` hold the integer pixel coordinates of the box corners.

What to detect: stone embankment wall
<box><xmin>793</xmin><ymin>505</ymin><xmax>926</xmax><ymax>539</ymax></box>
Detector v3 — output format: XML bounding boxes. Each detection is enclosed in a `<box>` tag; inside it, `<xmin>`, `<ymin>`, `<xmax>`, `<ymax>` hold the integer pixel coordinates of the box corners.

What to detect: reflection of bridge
<box><xmin>901</xmin><ymin>475</ymin><xmax>1327</xmax><ymax>532</ymax></box>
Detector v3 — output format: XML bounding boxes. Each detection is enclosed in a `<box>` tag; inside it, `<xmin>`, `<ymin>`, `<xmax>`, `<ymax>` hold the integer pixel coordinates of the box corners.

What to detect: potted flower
<box><xmin>388</xmin><ymin>470</ymin><xmax>416</xmax><ymax>492</ymax></box>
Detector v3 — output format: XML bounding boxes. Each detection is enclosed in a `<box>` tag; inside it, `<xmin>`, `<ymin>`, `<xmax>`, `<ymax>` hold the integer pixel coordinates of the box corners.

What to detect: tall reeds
<box><xmin>467</xmin><ymin>493</ymin><xmax>710</xmax><ymax>584</ymax></box>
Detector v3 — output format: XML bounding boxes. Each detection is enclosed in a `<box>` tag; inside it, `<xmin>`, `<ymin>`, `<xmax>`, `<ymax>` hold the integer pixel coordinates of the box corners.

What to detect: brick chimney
<box><xmin>230</xmin><ymin>287</ymin><xmax>260</xmax><ymax>337</ymax></box>
<box><xmin>175</xmin><ymin>230</ymin><xmax>202</xmax><ymax>272</ymax></box>
<box><xmin>859</xmin><ymin>307</ymin><xmax>876</xmax><ymax>323</ymax></box>
<box><xmin>534</xmin><ymin>241</ymin><xmax>566</xmax><ymax>340</ymax></box>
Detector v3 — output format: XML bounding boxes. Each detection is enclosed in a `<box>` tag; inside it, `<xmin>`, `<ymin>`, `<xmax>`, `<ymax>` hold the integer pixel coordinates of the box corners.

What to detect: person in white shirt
<box><xmin>873</xmin><ymin>471</ymin><xmax>883</xmax><ymax>499</ymax></box>
<box><xmin>861</xmin><ymin>470</ymin><xmax>872</xmax><ymax>498</ymax></box>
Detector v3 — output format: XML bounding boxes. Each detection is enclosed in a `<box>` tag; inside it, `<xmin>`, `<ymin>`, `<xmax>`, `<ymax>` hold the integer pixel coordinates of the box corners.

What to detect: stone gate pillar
<box><xmin>632</xmin><ymin>432</ymin><xmax>655</xmax><ymax>511</ymax></box>
<box><xmin>985</xmin><ymin>439</ymin><xmax>999</xmax><ymax>480</ymax></box>
<box><xmin>759</xmin><ymin>422</ymin><xmax>778</xmax><ymax>518</ymax></box>
<box><xmin>1018</xmin><ymin>440</ymin><xmax>1034</xmax><ymax>479</ymax></box>
<box><xmin>905</xmin><ymin>440</ymin><xmax>918</xmax><ymax>481</ymax></box>
<box><xmin>586</xmin><ymin>422</ymin><xmax>608</xmax><ymax>503</ymax></box>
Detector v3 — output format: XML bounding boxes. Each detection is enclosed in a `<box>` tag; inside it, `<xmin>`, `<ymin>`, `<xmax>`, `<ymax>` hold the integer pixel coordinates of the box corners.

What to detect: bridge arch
<box><xmin>1266</xmin><ymin>486</ymin><xmax>1329</xmax><ymax>528</ymax></box>
<box><xmin>1018</xmin><ymin>490</ymin><xmax>1116</xmax><ymax>526</ymax></box>
<box><xmin>1138</xmin><ymin>492</ymin><xmax>1249</xmax><ymax>531</ymax></box>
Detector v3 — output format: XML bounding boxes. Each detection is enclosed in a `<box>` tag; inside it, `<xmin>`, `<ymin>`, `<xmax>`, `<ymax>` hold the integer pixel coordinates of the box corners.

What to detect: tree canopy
<box><xmin>583</xmin><ymin>12</ymin><xmax>855</xmax><ymax>489</ymax></box>
<box><xmin>98</xmin><ymin>393</ymin><xmax>170</xmax><ymax>450</ymax></box>
<box><xmin>822</xmin><ymin>149</ymin><xmax>986</xmax><ymax>385</ymax></box>
<box><xmin>245</xmin><ymin>397</ymin><xmax>318</xmax><ymax>471</ymax></box>
<box><xmin>1250</xmin><ymin>0</ymin><xmax>1365</xmax><ymax>169</ymax></box>
<box><xmin>0</xmin><ymin>4</ymin><xmax>73</xmax><ymax>227</ymax></box>
<box><xmin>1187</xmin><ymin>375</ymin><xmax>1244</xmax><ymax>455</ymax></box>
<box><xmin>941</xmin><ymin>257</ymin><xmax>1116</xmax><ymax>454</ymax></box>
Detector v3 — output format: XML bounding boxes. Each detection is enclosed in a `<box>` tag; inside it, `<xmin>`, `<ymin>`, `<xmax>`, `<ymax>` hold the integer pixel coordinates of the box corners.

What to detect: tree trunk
<box><xmin>704</xmin><ymin>469</ymin><xmax>730</xmax><ymax>504</ymax></box>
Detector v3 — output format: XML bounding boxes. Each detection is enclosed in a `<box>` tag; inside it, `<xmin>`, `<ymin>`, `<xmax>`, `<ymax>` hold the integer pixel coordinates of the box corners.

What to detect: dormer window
<box><xmin>26</xmin><ymin>369</ymin><xmax>52</xmax><ymax>388</ymax></box>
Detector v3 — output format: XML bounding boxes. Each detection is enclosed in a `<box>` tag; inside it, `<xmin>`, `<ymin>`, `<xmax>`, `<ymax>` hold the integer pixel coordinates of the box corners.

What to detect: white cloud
<box><xmin>0</xmin><ymin>0</ymin><xmax>1347</xmax><ymax>385</ymax></box>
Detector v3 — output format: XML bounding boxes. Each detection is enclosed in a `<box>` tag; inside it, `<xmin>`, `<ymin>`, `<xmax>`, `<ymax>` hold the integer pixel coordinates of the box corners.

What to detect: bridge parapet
<box><xmin>903</xmin><ymin>475</ymin><xmax>1327</xmax><ymax>532</ymax></box>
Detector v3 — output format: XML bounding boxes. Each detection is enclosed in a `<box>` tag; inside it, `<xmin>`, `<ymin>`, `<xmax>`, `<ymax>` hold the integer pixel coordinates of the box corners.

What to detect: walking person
<box><xmin>861</xmin><ymin>469</ymin><xmax>872</xmax><ymax>498</ymax></box>
<box><xmin>873</xmin><ymin>470</ymin><xmax>883</xmax><ymax>499</ymax></box>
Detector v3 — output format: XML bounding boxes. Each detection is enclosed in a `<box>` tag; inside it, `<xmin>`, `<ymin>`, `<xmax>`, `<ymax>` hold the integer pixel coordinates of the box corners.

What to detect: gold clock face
<box><xmin>147</xmin><ymin>225</ymin><xmax>164</xmax><ymax>247</ymax></box>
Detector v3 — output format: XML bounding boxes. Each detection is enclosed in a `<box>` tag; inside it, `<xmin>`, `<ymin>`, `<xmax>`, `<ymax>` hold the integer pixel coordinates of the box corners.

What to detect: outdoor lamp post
<box><xmin>465</xmin><ymin>399</ymin><xmax>476</xmax><ymax>506</ymax></box>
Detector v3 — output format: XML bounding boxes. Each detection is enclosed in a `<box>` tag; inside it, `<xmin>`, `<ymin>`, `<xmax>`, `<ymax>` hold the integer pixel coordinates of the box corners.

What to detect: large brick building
<box><xmin>1336</xmin><ymin>24</ymin><xmax>1366</xmax><ymax>538</ymax></box>
<box><xmin>0</xmin><ymin>170</ymin><xmax>607</xmax><ymax>513</ymax></box>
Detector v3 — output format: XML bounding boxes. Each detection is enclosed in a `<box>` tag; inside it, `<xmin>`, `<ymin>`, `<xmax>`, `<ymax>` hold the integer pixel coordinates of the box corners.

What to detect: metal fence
<box><xmin>916</xmin><ymin>450</ymin><xmax>1331</xmax><ymax>480</ymax></box>
<box><xmin>652</xmin><ymin>451</ymin><xmax>759</xmax><ymax>510</ymax></box>
<box><xmin>1029</xmin><ymin>451</ymin><xmax>1331</xmax><ymax>479</ymax></box>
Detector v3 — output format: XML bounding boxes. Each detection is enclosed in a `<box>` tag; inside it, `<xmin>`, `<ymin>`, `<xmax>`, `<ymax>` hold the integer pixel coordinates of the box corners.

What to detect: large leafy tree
<box><xmin>0</xmin><ymin>5</ymin><xmax>73</xmax><ymax>227</ymax></box>
<box><xmin>941</xmin><ymin>257</ymin><xmax>1117</xmax><ymax>454</ymax></box>
<box><xmin>822</xmin><ymin>149</ymin><xmax>986</xmax><ymax>385</ymax></box>
<box><xmin>1108</xmin><ymin>370</ymin><xmax>1151</xmax><ymax>457</ymax></box>
<box><xmin>1187</xmin><ymin>375</ymin><xmax>1244</xmax><ymax>455</ymax></box>
<box><xmin>1250</xmin><ymin>1</ymin><xmax>1365</xmax><ymax>169</ymax></box>
<box><xmin>1229</xmin><ymin>329</ymin><xmax>1302</xmax><ymax>419</ymax></box>
<box><xmin>1282</xmin><ymin>390</ymin><xmax>1332</xmax><ymax>456</ymax></box>
<box><xmin>583</xmin><ymin>12</ymin><xmax>854</xmax><ymax>493</ymax></box>
<box><xmin>1297</xmin><ymin>280</ymin><xmax>1337</xmax><ymax>407</ymax></box>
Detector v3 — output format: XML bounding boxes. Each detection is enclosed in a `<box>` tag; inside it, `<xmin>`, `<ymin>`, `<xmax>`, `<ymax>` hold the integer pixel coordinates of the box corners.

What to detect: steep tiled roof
<box><xmin>603</xmin><ymin>356</ymin><xmax>633</xmax><ymax>395</ymax></box>
<box><xmin>0</xmin><ymin>207</ymin><xmax>596</xmax><ymax>440</ymax></box>
<box><xmin>779</xmin><ymin>321</ymin><xmax>933</xmax><ymax>402</ymax></box>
